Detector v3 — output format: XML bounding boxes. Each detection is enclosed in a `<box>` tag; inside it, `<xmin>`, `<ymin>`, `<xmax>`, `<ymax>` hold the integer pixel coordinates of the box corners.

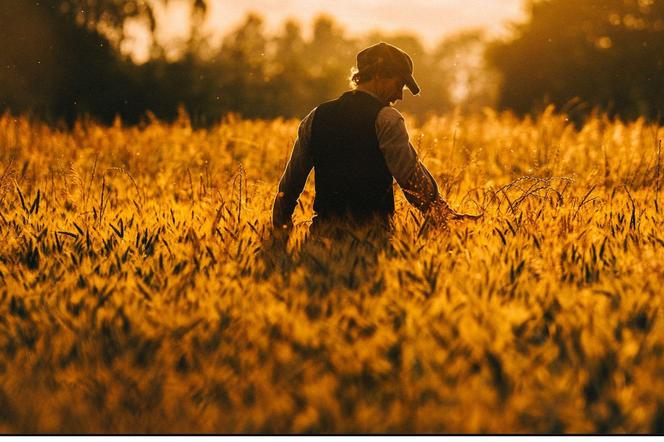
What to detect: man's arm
<box><xmin>376</xmin><ymin>107</ymin><xmax>447</xmax><ymax>212</ymax></box>
<box><xmin>272</xmin><ymin>109</ymin><xmax>315</xmax><ymax>231</ymax></box>
<box><xmin>376</xmin><ymin>108</ymin><xmax>482</xmax><ymax>224</ymax></box>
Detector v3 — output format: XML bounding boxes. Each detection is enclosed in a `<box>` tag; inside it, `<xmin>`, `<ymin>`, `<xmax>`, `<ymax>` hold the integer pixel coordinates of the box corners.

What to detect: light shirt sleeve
<box><xmin>272</xmin><ymin>109</ymin><xmax>315</xmax><ymax>229</ymax></box>
<box><xmin>375</xmin><ymin>107</ymin><xmax>441</xmax><ymax>212</ymax></box>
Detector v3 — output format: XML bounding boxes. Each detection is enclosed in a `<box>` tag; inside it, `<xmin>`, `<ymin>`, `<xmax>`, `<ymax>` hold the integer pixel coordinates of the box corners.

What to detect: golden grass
<box><xmin>0</xmin><ymin>107</ymin><xmax>663</xmax><ymax>433</ymax></box>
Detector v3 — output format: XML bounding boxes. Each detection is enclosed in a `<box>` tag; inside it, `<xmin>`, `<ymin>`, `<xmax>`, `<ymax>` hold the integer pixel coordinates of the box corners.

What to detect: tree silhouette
<box><xmin>304</xmin><ymin>16</ymin><xmax>359</xmax><ymax>108</ymax></box>
<box><xmin>0</xmin><ymin>0</ymin><xmax>210</xmax><ymax>124</ymax></box>
<box><xmin>488</xmin><ymin>0</ymin><xmax>664</xmax><ymax>121</ymax></box>
<box><xmin>268</xmin><ymin>20</ymin><xmax>310</xmax><ymax>117</ymax></box>
<box><xmin>2</xmin><ymin>5</ymin><xmax>504</xmax><ymax>125</ymax></box>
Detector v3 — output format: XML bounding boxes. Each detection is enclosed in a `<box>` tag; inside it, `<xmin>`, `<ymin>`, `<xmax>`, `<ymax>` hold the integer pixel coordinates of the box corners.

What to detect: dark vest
<box><xmin>310</xmin><ymin>91</ymin><xmax>395</xmax><ymax>223</ymax></box>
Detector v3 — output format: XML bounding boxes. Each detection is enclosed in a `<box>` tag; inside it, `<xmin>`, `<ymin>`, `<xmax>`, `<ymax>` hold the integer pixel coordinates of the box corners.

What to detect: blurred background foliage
<box><xmin>1</xmin><ymin>0</ymin><xmax>663</xmax><ymax>125</ymax></box>
<box><xmin>488</xmin><ymin>0</ymin><xmax>664</xmax><ymax>121</ymax></box>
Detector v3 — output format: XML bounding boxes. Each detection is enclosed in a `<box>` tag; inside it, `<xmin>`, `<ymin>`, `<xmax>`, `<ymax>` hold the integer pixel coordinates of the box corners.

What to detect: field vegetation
<box><xmin>0</xmin><ymin>109</ymin><xmax>663</xmax><ymax>433</ymax></box>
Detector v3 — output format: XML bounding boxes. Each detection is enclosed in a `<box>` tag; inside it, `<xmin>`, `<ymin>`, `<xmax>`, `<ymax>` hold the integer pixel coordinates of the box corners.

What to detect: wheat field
<box><xmin>0</xmin><ymin>108</ymin><xmax>663</xmax><ymax>433</ymax></box>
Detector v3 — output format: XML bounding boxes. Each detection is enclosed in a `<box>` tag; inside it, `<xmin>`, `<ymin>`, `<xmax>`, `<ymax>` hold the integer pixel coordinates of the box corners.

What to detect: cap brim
<box><xmin>404</xmin><ymin>74</ymin><xmax>420</xmax><ymax>95</ymax></box>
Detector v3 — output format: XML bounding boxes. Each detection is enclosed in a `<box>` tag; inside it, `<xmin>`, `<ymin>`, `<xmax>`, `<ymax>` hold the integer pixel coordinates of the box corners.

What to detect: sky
<box><xmin>128</xmin><ymin>0</ymin><xmax>526</xmax><ymax>60</ymax></box>
<box><xmin>204</xmin><ymin>0</ymin><xmax>526</xmax><ymax>44</ymax></box>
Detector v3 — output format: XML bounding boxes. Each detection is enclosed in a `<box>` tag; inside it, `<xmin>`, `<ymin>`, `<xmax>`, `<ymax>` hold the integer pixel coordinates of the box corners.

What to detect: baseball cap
<box><xmin>356</xmin><ymin>42</ymin><xmax>421</xmax><ymax>95</ymax></box>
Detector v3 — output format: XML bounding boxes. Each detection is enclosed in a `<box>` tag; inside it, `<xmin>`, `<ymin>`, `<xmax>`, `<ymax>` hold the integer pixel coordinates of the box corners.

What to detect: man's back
<box><xmin>311</xmin><ymin>90</ymin><xmax>394</xmax><ymax>223</ymax></box>
<box><xmin>272</xmin><ymin>42</ymin><xmax>476</xmax><ymax>236</ymax></box>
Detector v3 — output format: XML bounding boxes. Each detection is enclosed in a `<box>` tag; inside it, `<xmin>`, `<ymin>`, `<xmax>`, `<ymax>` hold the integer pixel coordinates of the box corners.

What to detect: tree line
<box><xmin>2</xmin><ymin>0</ymin><xmax>663</xmax><ymax>124</ymax></box>
<box><xmin>488</xmin><ymin>0</ymin><xmax>664</xmax><ymax>121</ymax></box>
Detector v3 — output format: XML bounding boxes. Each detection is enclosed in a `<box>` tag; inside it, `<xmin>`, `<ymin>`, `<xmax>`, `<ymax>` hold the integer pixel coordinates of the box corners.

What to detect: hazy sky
<box><xmin>207</xmin><ymin>0</ymin><xmax>525</xmax><ymax>43</ymax></box>
<box><xmin>154</xmin><ymin>0</ymin><xmax>524</xmax><ymax>43</ymax></box>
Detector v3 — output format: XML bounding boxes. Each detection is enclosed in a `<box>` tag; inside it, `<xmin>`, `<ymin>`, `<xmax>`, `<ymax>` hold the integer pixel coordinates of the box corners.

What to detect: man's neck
<box><xmin>355</xmin><ymin>86</ymin><xmax>387</xmax><ymax>105</ymax></box>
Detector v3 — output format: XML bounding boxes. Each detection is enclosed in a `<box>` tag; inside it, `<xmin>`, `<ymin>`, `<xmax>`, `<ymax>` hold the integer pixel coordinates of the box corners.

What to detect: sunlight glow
<box><xmin>136</xmin><ymin>0</ymin><xmax>525</xmax><ymax>62</ymax></box>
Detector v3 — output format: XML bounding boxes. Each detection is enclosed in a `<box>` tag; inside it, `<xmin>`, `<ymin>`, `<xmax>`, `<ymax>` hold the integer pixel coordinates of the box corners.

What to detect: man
<box><xmin>272</xmin><ymin>42</ymin><xmax>477</xmax><ymax>236</ymax></box>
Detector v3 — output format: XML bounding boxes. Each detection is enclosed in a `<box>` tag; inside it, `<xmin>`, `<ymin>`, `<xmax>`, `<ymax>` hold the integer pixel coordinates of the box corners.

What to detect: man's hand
<box><xmin>426</xmin><ymin>196</ymin><xmax>483</xmax><ymax>229</ymax></box>
<box><xmin>449</xmin><ymin>210</ymin><xmax>484</xmax><ymax>221</ymax></box>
